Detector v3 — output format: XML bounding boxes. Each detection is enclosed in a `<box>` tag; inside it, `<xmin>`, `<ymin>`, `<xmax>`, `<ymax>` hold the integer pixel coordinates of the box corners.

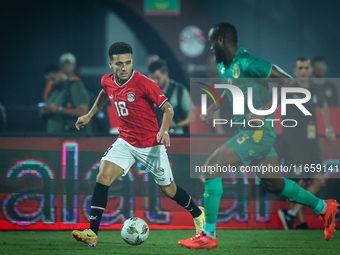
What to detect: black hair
<box><xmin>211</xmin><ymin>22</ymin><xmax>238</xmax><ymax>44</ymax></box>
<box><xmin>148</xmin><ymin>59</ymin><xmax>168</xmax><ymax>74</ymax></box>
<box><xmin>108</xmin><ymin>42</ymin><xmax>133</xmax><ymax>61</ymax></box>
<box><xmin>295</xmin><ymin>56</ymin><xmax>310</xmax><ymax>62</ymax></box>
<box><xmin>44</xmin><ymin>63</ymin><xmax>62</xmax><ymax>75</ymax></box>
<box><xmin>312</xmin><ymin>56</ymin><xmax>325</xmax><ymax>65</ymax></box>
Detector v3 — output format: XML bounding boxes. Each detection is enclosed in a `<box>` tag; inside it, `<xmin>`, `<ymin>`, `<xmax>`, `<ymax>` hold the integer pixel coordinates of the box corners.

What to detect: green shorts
<box><xmin>227</xmin><ymin>128</ymin><xmax>277</xmax><ymax>166</ymax></box>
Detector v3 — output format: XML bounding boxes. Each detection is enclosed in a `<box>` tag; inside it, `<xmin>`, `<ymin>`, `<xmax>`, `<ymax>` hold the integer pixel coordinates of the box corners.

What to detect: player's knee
<box><xmin>162</xmin><ymin>189</ymin><xmax>173</xmax><ymax>198</ymax></box>
<box><xmin>206</xmin><ymin>144</ymin><xmax>225</xmax><ymax>164</ymax></box>
<box><xmin>97</xmin><ymin>171</ymin><xmax>114</xmax><ymax>186</ymax></box>
<box><xmin>159</xmin><ymin>183</ymin><xmax>176</xmax><ymax>198</ymax></box>
<box><xmin>162</xmin><ymin>187</ymin><xmax>176</xmax><ymax>198</ymax></box>
<box><xmin>261</xmin><ymin>179</ymin><xmax>283</xmax><ymax>194</ymax></box>
<box><xmin>265</xmin><ymin>185</ymin><xmax>282</xmax><ymax>194</ymax></box>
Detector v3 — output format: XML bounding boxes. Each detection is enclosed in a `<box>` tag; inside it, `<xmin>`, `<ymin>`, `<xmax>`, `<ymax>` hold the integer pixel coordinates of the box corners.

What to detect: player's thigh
<box><xmin>226</xmin><ymin>129</ymin><xmax>275</xmax><ymax>167</ymax></box>
<box><xmin>98</xmin><ymin>160</ymin><xmax>124</xmax><ymax>186</ymax></box>
<box><xmin>253</xmin><ymin>155</ymin><xmax>285</xmax><ymax>194</ymax></box>
<box><xmin>100</xmin><ymin>138</ymin><xmax>136</xmax><ymax>185</ymax></box>
<box><xmin>205</xmin><ymin>143</ymin><xmax>242</xmax><ymax>179</ymax></box>
<box><xmin>206</xmin><ymin>142</ymin><xmax>242</xmax><ymax>166</ymax></box>
<box><xmin>134</xmin><ymin>144</ymin><xmax>174</xmax><ymax>187</ymax></box>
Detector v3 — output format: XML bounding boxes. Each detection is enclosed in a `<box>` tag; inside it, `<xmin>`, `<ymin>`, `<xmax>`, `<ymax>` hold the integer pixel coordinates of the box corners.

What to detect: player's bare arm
<box><xmin>247</xmin><ymin>64</ymin><xmax>295</xmax><ymax>122</ymax></box>
<box><xmin>320</xmin><ymin>101</ymin><xmax>336</xmax><ymax>142</ymax></box>
<box><xmin>157</xmin><ymin>101</ymin><xmax>174</xmax><ymax>146</ymax></box>
<box><xmin>75</xmin><ymin>89</ymin><xmax>109</xmax><ymax>130</ymax></box>
<box><xmin>200</xmin><ymin>90</ymin><xmax>228</xmax><ymax>124</ymax></box>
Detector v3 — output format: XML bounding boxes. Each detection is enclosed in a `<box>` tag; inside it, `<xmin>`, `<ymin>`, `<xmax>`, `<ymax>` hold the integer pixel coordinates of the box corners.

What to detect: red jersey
<box><xmin>101</xmin><ymin>70</ymin><xmax>168</xmax><ymax>148</ymax></box>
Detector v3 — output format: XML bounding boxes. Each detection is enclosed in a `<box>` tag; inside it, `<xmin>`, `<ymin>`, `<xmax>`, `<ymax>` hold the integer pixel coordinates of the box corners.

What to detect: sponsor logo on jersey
<box><xmin>127</xmin><ymin>92</ymin><xmax>135</xmax><ymax>102</ymax></box>
<box><xmin>109</xmin><ymin>95</ymin><xmax>114</xmax><ymax>99</ymax></box>
<box><xmin>157</xmin><ymin>178</ymin><xmax>166</xmax><ymax>182</ymax></box>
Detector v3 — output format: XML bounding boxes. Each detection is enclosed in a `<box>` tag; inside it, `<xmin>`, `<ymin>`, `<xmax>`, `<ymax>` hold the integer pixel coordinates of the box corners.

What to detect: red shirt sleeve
<box><xmin>143</xmin><ymin>77</ymin><xmax>168</xmax><ymax>108</ymax></box>
<box><xmin>101</xmin><ymin>74</ymin><xmax>110</xmax><ymax>94</ymax></box>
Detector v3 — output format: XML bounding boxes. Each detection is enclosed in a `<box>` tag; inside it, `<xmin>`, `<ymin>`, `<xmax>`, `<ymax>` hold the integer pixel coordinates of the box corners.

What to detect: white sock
<box><xmin>319</xmin><ymin>201</ymin><xmax>328</xmax><ymax>215</ymax></box>
<box><xmin>202</xmin><ymin>230</ymin><xmax>217</xmax><ymax>239</ymax></box>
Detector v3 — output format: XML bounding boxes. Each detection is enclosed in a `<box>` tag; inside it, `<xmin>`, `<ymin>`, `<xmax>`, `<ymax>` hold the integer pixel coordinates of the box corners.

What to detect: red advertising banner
<box><xmin>0</xmin><ymin>137</ymin><xmax>339</xmax><ymax>230</ymax></box>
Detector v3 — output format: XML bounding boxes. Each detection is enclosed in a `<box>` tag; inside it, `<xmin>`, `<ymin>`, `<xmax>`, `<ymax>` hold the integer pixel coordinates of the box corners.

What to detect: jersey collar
<box><xmin>114</xmin><ymin>70</ymin><xmax>135</xmax><ymax>87</ymax></box>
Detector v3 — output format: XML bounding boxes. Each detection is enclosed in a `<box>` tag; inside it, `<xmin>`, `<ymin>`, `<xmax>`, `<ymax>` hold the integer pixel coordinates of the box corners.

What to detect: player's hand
<box><xmin>246</xmin><ymin>112</ymin><xmax>265</xmax><ymax>125</ymax></box>
<box><xmin>157</xmin><ymin>129</ymin><xmax>170</xmax><ymax>146</ymax></box>
<box><xmin>200</xmin><ymin>113</ymin><xmax>213</xmax><ymax>125</ymax></box>
<box><xmin>75</xmin><ymin>114</ymin><xmax>91</xmax><ymax>130</ymax></box>
<box><xmin>325</xmin><ymin>128</ymin><xmax>336</xmax><ymax>143</ymax></box>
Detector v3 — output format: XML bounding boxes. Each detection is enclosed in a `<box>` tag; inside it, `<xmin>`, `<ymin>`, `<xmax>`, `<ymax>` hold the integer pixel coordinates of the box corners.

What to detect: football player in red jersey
<box><xmin>71</xmin><ymin>42</ymin><xmax>205</xmax><ymax>247</ymax></box>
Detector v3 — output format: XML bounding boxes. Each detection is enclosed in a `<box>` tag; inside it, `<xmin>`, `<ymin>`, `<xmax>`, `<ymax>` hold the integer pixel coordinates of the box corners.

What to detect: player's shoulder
<box><xmin>134</xmin><ymin>71</ymin><xmax>152</xmax><ymax>82</ymax></box>
<box><xmin>101</xmin><ymin>73</ymin><xmax>114</xmax><ymax>84</ymax></box>
<box><xmin>238</xmin><ymin>48</ymin><xmax>263</xmax><ymax>64</ymax></box>
<box><xmin>133</xmin><ymin>71</ymin><xmax>158</xmax><ymax>87</ymax></box>
<box><xmin>236</xmin><ymin>48</ymin><xmax>256</xmax><ymax>71</ymax></box>
<box><xmin>239</xmin><ymin>48</ymin><xmax>272</xmax><ymax>74</ymax></box>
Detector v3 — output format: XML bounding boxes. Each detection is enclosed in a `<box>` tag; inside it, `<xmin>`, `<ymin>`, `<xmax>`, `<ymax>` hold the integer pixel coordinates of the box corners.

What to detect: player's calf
<box><xmin>168</xmin><ymin>184</ymin><xmax>202</xmax><ymax>220</ymax></box>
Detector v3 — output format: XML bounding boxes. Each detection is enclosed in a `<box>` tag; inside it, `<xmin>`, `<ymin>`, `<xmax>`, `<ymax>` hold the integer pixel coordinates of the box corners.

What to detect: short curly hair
<box><xmin>108</xmin><ymin>42</ymin><xmax>133</xmax><ymax>61</ymax></box>
<box><xmin>211</xmin><ymin>22</ymin><xmax>238</xmax><ymax>45</ymax></box>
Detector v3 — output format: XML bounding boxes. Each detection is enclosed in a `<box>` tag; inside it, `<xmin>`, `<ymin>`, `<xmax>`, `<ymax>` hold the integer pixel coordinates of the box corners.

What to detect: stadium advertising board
<box><xmin>0</xmin><ymin>137</ymin><xmax>339</xmax><ymax>230</ymax></box>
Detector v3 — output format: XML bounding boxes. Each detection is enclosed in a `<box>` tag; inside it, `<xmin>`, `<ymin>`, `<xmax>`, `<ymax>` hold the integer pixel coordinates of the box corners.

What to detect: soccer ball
<box><xmin>121</xmin><ymin>217</ymin><xmax>149</xmax><ymax>245</ymax></box>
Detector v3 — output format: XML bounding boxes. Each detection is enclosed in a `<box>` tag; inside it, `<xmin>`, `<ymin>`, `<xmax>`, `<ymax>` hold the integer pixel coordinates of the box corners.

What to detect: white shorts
<box><xmin>101</xmin><ymin>138</ymin><xmax>174</xmax><ymax>186</ymax></box>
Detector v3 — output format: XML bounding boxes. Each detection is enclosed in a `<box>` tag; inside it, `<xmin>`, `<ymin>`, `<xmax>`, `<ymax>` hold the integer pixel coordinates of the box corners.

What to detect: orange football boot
<box><xmin>178</xmin><ymin>232</ymin><xmax>217</xmax><ymax>249</ymax></box>
<box><xmin>318</xmin><ymin>199</ymin><xmax>339</xmax><ymax>241</ymax></box>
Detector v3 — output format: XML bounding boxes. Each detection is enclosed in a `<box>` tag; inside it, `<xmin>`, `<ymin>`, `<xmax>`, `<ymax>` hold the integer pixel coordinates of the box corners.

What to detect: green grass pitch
<box><xmin>1</xmin><ymin>230</ymin><xmax>339</xmax><ymax>255</ymax></box>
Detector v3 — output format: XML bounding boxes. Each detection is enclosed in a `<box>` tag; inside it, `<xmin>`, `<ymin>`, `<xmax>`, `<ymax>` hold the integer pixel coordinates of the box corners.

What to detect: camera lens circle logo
<box><xmin>179</xmin><ymin>26</ymin><xmax>205</xmax><ymax>58</ymax></box>
<box><xmin>127</xmin><ymin>92</ymin><xmax>135</xmax><ymax>102</ymax></box>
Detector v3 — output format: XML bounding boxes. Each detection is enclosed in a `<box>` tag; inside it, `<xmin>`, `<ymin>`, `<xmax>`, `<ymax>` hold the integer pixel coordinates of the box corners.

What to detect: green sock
<box><xmin>279</xmin><ymin>178</ymin><xmax>324</xmax><ymax>213</ymax></box>
<box><xmin>203</xmin><ymin>178</ymin><xmax>223</xmax><ymax>232</ymax></box>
